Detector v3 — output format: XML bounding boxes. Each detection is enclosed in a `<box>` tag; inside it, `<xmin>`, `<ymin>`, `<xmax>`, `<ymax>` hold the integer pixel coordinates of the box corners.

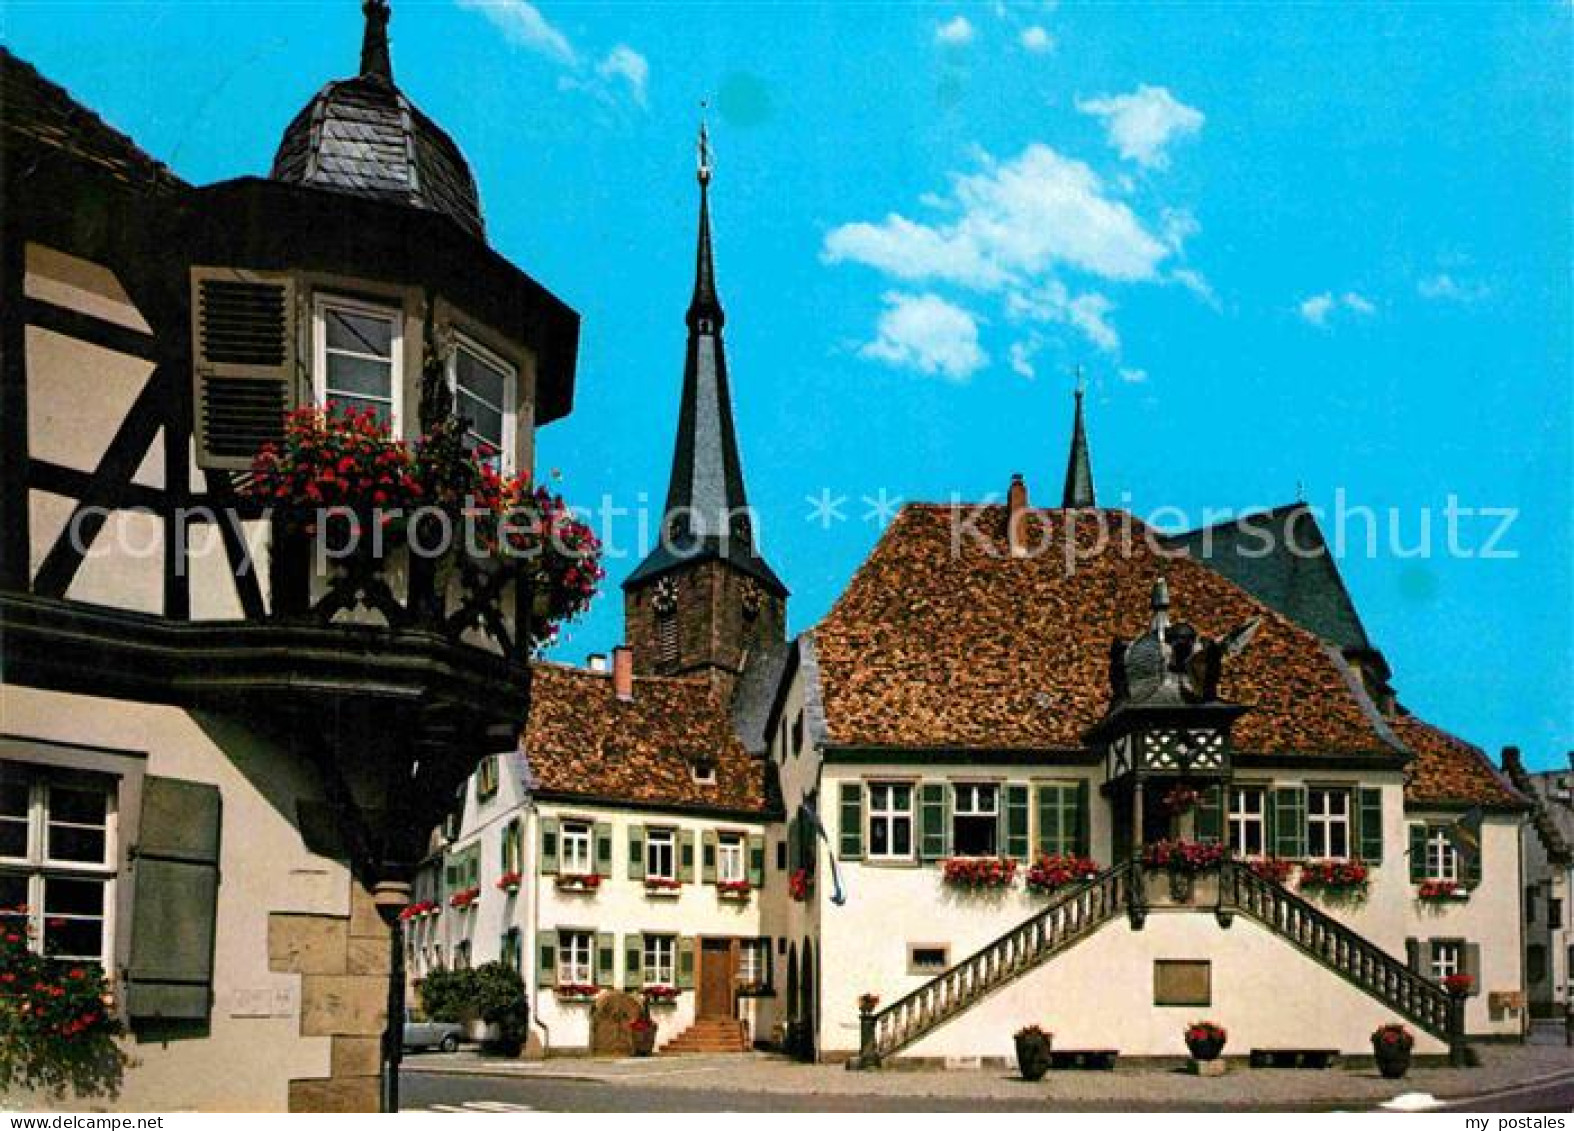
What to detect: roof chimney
<box><xmin>587</xmin><ymin>653</ymin><xmax>608</xmax><ymax>674</ymax></box>
<box><xmin>1006</xmin><ymin>473</ymin><xmax>1030</xmax><ymax>558</ymax></box>
<box><xmin>1502</xmin><ymin>745</ymin><xmax>1523</xmax><ymax>774</ymax></box>
<box><xmin>612</xmin><ymin>646</ymin><xmax>634</xmax><ymax>702</ymax></box>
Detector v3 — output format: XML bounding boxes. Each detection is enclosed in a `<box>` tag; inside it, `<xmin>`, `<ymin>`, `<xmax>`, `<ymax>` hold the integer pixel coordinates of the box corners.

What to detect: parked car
<box><xmin>403</xmin><ymin>1010</ymin><xmax>463</xmax><ymax>1053</ymax></box>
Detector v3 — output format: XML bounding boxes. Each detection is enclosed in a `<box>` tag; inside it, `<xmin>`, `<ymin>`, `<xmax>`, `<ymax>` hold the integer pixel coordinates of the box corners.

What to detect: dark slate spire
<box><xmin>1061</xmin><ymin>380</ymin><xmax>1097</xmax><ymax>508</ymax></box>
<box><xmin>625</xmin><ymin>121</ymin><xmax>786</xmax><ymax>596</ymax></box>
<box><xmin>360</xmin><ymin>0</ymin><xmax>393</xmax><ymax>84</ymax></box>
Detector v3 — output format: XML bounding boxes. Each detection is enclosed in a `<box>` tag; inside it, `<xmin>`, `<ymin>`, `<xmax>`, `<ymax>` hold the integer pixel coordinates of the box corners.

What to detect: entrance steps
<box><xmin>661</xmin><ymin>1017</ymin><xmax>751</xmax><ymax>1055</ymax></box>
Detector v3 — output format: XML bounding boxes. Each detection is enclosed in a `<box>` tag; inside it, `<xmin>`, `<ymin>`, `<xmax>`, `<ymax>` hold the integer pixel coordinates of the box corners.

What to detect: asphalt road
<box><xmin>402</xmin><ymin>1069</ymin><xmax>1574</xmax><ymax>1113</ymax></box>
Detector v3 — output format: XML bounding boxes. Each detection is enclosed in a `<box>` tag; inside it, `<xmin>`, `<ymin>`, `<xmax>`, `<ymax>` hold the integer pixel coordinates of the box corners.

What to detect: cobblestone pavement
<box><xmin>405</xmin><ymin>1022</ymin><xmax>1574</xmax><ymax>1108</ymax></box>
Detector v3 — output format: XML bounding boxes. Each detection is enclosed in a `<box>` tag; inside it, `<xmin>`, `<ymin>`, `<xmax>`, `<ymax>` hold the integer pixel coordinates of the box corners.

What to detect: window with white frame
<box><xmin>868</xmin><ymin>782</ymin><xmax>913</xmax><ymax>860</ymax></box>
<box><xmin>0</xmin><ymin>766</ymin><xmax>115</xmax><ymax>967</ymax></box>
<box><xmin>450</xmin><ymin>337</ymin><xmax>515</xmax><ymax>471</ymax></box>
<box><xmin>717</xmin><ymin>833</ymin><xmax>746</xmax><ymax>883</ymax></box>
<box><xmin>1306</xmin><ymin>787</ymin><xmax>1350</xmax><ymax>858</ymax></box>
<box><xmin>738</xmin><ymin>938</ymin><xmax>770</xmax><ymax>988</ymax></box>
<box><xmin>1229</xmin><ymin>786</ymin><xmax>1267</xmax><ymax>858</ymax></box>
<box><xmin>561</xmin><ymin>821</ymin><xmax>593</xmax><ymax>876</ymax></box>
<box><xmin>558</xmin><ymin>930</ymin><xmax>593</xmax><ymax>985</ymax></box>
<box><xmin>315</xmin><ymin>296</ymin><xmax>401</xmax><ymax>426</ymax></box>
<box><xmin>643</xmin><ymin>934</ymin><xmax>676</xmax><ymax>986</ymax></box>
<box><xmin>645</xmin><ymin>828</ymin><xmax>676</xmax><ymax>881</ymax></box>
<box><xmin>952</xmin><ymin>783</ymin><xmax>999</xmax><ymax>857</ymax></box>
<box><xmin>1425</xmin><ymin>827</ymin><xmax>1459</xmax><ymax>882</ymax></box>
<box><xmin>1430</xmin><ymin>939</ymin><xmax>1463</xmax><ymax>980</ymax></box>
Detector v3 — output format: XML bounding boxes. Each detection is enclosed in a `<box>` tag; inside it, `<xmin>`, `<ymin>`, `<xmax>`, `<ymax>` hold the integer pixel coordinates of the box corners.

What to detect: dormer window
<box><xmin>450</xmin><ymin>335</ymin><xmax>516</xmax><ymax>472</ymax></box>
<box><xmin>314</xmin><ymin>294</ymin><xmax>402</xmax><ymax>427</ymax></box>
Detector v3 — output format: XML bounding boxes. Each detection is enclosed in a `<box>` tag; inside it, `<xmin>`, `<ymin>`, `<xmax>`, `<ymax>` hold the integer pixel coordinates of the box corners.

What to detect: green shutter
<box><xmin>838</xmin><ymin>782</ymin><xmax>864</xmax><ymax>860</ymax></box>
<box><xmin>1405</xmin><ymin>937</ymin><xmax>1420</xmax><ymax>973</ymax></box>
<box><xmin>126</xmin><ymin>777</ymin><xmax>222</xmax><ymax>1024</ymax></box>
<box><xmin>1074</xmin><ymin>780</ymin><xmax>1091</xmax><ymax>857</ymax></box>
<box><xmin>1409</xmin><ymin>824</ymin><xmax>1428</xmax><ymax>883</ymax></box>
<box><xmin>1464</xmin><ymin>831</ymin><xmax>1483</xmax><ymax>888</ymax></box>
<box><xmin>1195</xmin><ymin>784</ymin><xmax>1222</xmax><ymax>844</ymax></box>
<box><xmin>702</xmin><ymin>830</ymin><xmax>718</xmax><ymax>883</ymax></box>
<box><xmin>1265</xmin><ymin>790</ymin><xmax>1278</xmax><ymax>854</ymax></box>
<box><xmin>1463</xmin><ymin>942</ymin><xmax>1481</xmax><ymax>995</ymax></box>
<box><xmin>1358</xmin><ymin>788</ymin><xmax>1384</xmax><ymax>862</ymax></box>
<box><xmin>624</xmin><ymin>933</ymin><xmax>644</xmax><ymax>991</ymax></box>
<box><xmin>1036</xmin><ymin>784</ymin><xmax>1062</xmax><ymax>856</ymax></box>
<box><xmin>628</xmin><ymin>825</ymin><xmax>646</xmax><ymax>881</ymax></box>
<box><xmin>1273</xmin><ymin>787</ymin><xmax>1306</xmax><ymax>858</ymax></box>
<box><xmin>595</xmin><ymin>931</ymin><xmax>615</xmax><ymax>987</ymax></box>
<box><xmin>538</xmin><ymin>934</ymin><xmax>557</xmax><ymax>988</ymax></box>
<box><xmin>595</xmin><ymin>822</ymin><xmax>614</xmax><ymax>878</ymax></box>
<box><xmin>540</xmin><ymin>816</ymin><xmax>559</xmax><ymax>874</ymax></box>
<box><xmin>1005</xmin><ymin>785</ymin><xmax>1030</xmax><ymax>861</ymax></box>
<box><xmin>677</xmin><ymin>937</ymin><xmax>695</xmax><ymax>989</ymax></box>
<box><xmin>920</xmin><ymin>783</ymin><xmax>948</xmax><ymax>861</ymax></box>
<box><xmin>748</xmin><ymin>833</ymin><xmax>766</xmax><ymax>887</ymax></box>
<box><xmin>679</xmin><ymin>829</ymin><xmax>696</xmax><ymax>882</ymax></box>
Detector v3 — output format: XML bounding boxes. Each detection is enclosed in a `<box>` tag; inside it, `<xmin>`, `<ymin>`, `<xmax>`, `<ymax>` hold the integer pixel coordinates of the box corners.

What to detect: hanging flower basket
<box><xmin>716</xmin><ymin>879</ymin><xmax>753</xmax><ymax>901</ymax></box>
<box><xmin>1184</xmin><ymin>1021</ymin><xmax>1228</xmax><ymax>1062</ymax></box>
<box><xmin>1024</xmin><ymin>854</ymin><xmax>1099</xmax><ymax>895</ymax></box>
<box><xmin>942</xmin><ymin>856</ymin><xmax>1019</xmax><ymax>890</ymax></box>
<box><xmin>1161</xmin><ymin>785</ymin><xmax>1203</xmax><ymax>816</ymax></box>
<box><xmin>1298</xmin><ymin>859</ymin><xmax>1370</xmax><ymax>900</ymax></box>
<box><xmin>448</xmin><ymin>886</ymin><xmax>480</xmax><ymax>910</ymax></box>
<box><xmin>788</xmin><ymin>868</ymin><xmax>813</xmax><ymax>902</ymax></box>
<box><xmin>496</xmin><ymin>871</ymin><xmax>522</xmax><ymax>895</ymax></box>
<box><xmin>643</xmin><ymin>877</ymin><xmax>682</xmax><ymax>897</ymax></box>
<box><xmin>555</xmin><ymin>873</ymin><xmax>602</xmax><ymax>893</ymax></box>
<box><xmin>1371</xmin><ymin>1024</ymin><xmax>1414</xmax><ymax>1079</ymax></box>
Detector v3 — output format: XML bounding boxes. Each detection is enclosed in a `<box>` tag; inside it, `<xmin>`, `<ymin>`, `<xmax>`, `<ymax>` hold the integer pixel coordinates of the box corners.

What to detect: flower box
<box><xmin>496</xmin><ymin>871</ymin><xmax>523</xmax><ymax>894</ymax></box>
<box><xmin>1161</xmin><ymin>785</ymin><xmax>1203</xmax><ymax>816</ymax></box>
<box><xmin>1298</xmin><ymin>859</ymin><xmax>1370</xmax><ymax>900</ymax></box>
<box><xmin>448</xmin><ymin>886</ymin><xmax>480</xmax><ymax>910</ymax></box>
<box><xmin>642</xmin><ymin>984</ymin><xmax>680</xmax><ymax>1004</ymax></box>
<box><xmin>1024</xmin><ymin>854</ymin><xmax>1100</xmax><ymax>895</ymax></box>
<box><xmin>643</xmin><ymin>878</ymin><xmax>682</xmax><ymax>897</ymax></box>
<box><xmin>941</xmin><ymin>856</ymin><xmax>1018</xmax><ymax>890</ymax></box>
<box><xmin>1142</xmin><ymin>839</ymin><xmax>1225</xmax><ymax>874</ymax></box>
<box><xmin>555</xmin><ymin>873</ymin><xmax>602</xmax><ymax>893</ymax></box>
<box><xmin>554</xmin><ymin>984</ymin><xmax>599</xmax><ymax>1002</ymax></box>
<box><xmin>1442</xmin><ymin>974</ymin><xmax>1474</xmax><ymax>995</ymax></box>
<box><xmin>716</xmin><ymin>880</ymin><xmax>753</xmax><ymax>900</ymax></box>
<box><xmin>1247</xmin><ymin>857</ymin><xmax>1295</xmax><ymax>885</ymax></box>
<box><xmin>1416</xmin><ymin>880</ymin><xmax>1468</xmax><ymax>903</ymax></box>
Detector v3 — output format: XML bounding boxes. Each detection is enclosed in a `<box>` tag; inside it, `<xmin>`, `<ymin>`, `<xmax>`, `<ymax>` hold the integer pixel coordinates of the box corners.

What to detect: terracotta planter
<box><xmin>632</xmin><ymin>1024</ymin><xmax>658</xmax><ymax>1057</ymax></box>
<box><xmin>1186</xmin><ymin>1036</ymin><xmax>1226</xmax><ymax>1062</ymax></box>
<box><xmin>1373</xmin><ymin>1041</ymin><xmax>1411</xmax><ymax>1079</ymax></box>
<box><xmin>1014</xmin><ymin>1032</ymin><xmax>1053</xmax><ymax>1081</ymax></box>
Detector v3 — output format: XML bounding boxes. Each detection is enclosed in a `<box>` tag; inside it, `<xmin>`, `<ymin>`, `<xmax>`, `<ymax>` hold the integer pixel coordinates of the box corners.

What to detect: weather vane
<box><xmin>697</xmin><ymin>99</ymin><xmax>713</xmax><ymax>186</ymax></box>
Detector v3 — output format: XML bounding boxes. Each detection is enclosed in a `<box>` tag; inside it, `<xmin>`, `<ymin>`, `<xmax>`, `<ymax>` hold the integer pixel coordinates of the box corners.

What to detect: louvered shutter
<box><xmin>1195</xmin><ymin>785</ymin><xmax>1223</xmax><ymax>843</ymax></box>
<box><xmin>537</xmin><ymin>934</ymin><xmax>557</xmax><ymax>988</ymax></box>
<box><xmin>1464</xmin><ymin>832</ymin><xmax>1483</xmax><ymax>888</ymax></box>
<box><xmin>679</xmin><ymin>829</ymin><xmax>696</xmax><ymax>883</ymax></box>
<box><xmin>1273</xmin><ymin>787</ymin><xmax>1306</xmax><ymax>858</ymax></box>
<box><xmin>1409</xmin><ymin>824</ymin><xmax>1428</xmax><ymax>883</ymax></box>
<box><xmin>624</xmin><ymin>933</ymin><xmax>644</xmax><ymax>991</ymax></box>
<box><xmin>539</xmin><ymin>816</ymin><xmax>559</xmax><ymax>874</ymax></box>
<box><xmin>1405</xmin><ymin>937</ymin><xmax>1420</xmax><ymax>973</ymax></box>
<box><xmin>1358</xmin><ymin>788</ymin><xmax>1384</xmax><ymax>862</ymax></box>
<box><xmin>126</xmin><ymin>777</ymin><xmax>222</xmax><ymax>1024</ymax></box>
<box><xmin>627</xmin><ymin>825</ymin><xmax>645</xmax><ymax>881</ymax></box>
<box><xmin>1005</xmin><ymin>785</ymin><xmax>1030</xmax><ymax>861</ymax></box>
<box><xmin>702</xmin><ymin>830</ymin><xmax>718</xmax><ymax>883</ymax></box>
<box><xmin>1463</xmin><ymin>942</ymin><xmax>1482</xmax><ymax>995</ymax></box>
<box><xmin>677</xmin><ymin>937</ymin><xmax>695</xmax><ymax>989</ymax></box>
<box><xmin>920</xmin><ymin>784</ymin><xmax>949</xmax><ymax>861</ymax></box>
<box><xmin>748</xmin><ymin>833</ymin><xmax>766</xmax><ymax>887</ymax></box>
<box><xmin>838</xmin><ymin>782</ymin><xmax>863</xmax><ymax>860</ymax></box>
<box><xmin>594</xmin><ymin>822</ymin><xmax>613</xmax><ymax>878</ymax></box>
<box><xmin>1074</xmin><ymin>780</ymin><xmax>1091</xmax><ymax>857</ymax></box>
<box><xmin>190</xmin><ymin>267</ymin><xmax>297</xmax><ymax>469</ymax></box>
<box><xmin>595</xmin><ymin>932</ymin><xmax>615</xmax><ymax>987</ymax></box>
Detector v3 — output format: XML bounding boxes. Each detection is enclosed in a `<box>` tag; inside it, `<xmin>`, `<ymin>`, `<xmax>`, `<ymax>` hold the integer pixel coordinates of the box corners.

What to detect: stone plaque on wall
<box><xmin>1154</xmin><ymin>960</ymin><xmax>1211</xmax><ymax>1006</ymax></box>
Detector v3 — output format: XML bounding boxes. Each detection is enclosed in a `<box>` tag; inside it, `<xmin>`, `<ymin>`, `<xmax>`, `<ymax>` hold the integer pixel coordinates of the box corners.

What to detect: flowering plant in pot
<box><xmin>496</xmin><ymin>871</ymin><xmax>523</xmax><ymax>894</ymax></box>
<box><xmin>942</xmin><ymin>856</ymin><xmax>1018</xmax><ymax>890</ymax></box>
<box><xmin>1025</xmin><ymin>854</ymin><xmax>1099</xmax><ymax>895</ymax></box>
<box><xmin>1298</xmin><ymin>859</ymin><xmax>1370</xmax><ymax>900</ymax></box>
<box><xmin>1161</xmin><ymin>785</ymin><xmax>1203</xmax><ymax>816</ymax></box>
<box><xmin>629</xmin><ymin>1013</ymin><xmax>658</xmax><ymax>1057</ymax></box>
<box><xmin>1184</xmin><ymin>1021</ymin><xmax>1228</xmax><ymax>1062</ymax></box>
<box><xmin>857</xmin><ymin>993</ymin><xmax>880</xmax><ymax>1015</ymax></box>
<box><xmin>1013</xmin><ymin>1024</ymin><xmax>1054</xmax><ymax>1081</ymax></box>
<box><xmin>398</xmin><ymin>899</ymin><xmax>438</xmax><ymax>922</ymax></box>
<box><xmin>1247</xmin><ymin>856</ymin><xmax>1295</xmax><ymax>885</ymax></box>
<box><xmin>1371</xmin><ymin>1023</ymin><xmax>1414</xmax><ymax>1079</ymax></box>
<box><xmin>448</xmin><ymin>886</ymin><xmax>481</xmax><ymax>910</ymax></box>
<box><xmin>788</xmin><ymin>868</ymin><xmax>813</xmax><ymax>902</ymax></box>
<box><xmin>1442</xmin><ymin>973</ymin><xmax>1474</xmax><ymax>996</ymax></box>
<box><xmin>1142</xmin><ymin>839</ymin><xmax>1226</xmax><ymax>874</ymax></box>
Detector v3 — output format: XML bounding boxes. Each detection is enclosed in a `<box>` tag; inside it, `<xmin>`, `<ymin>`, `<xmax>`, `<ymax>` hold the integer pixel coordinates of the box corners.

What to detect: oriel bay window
<box><xmin>314</xmin><ymin>294</ymin><xmax>402</xmax><ymax>426</ymax></box>
<box><xmin>868</xmin><ymin>782</ymin><xmax>914</xmax><ymax>860</ymax></box>
<box><xmin>951</xmin><ymin>783</ymin><xmax>999</xmax><ymax>857</ymax></box>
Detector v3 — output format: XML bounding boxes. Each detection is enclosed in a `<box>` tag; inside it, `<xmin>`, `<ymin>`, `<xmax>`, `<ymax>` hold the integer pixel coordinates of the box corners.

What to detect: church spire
<box><xmin>688</xmin><ymin>115</ymin><xmax>722</xmax><ymax>330</ymax></box>
<box><xmin>360</xmin><ymin>0</ymin><xmax>394</xmax><ymax>84</ymax></box>
<box><xmin>1061</xmin><ymin>375</ymin><xmax>1097</xmax><ymax>508</ymax></box>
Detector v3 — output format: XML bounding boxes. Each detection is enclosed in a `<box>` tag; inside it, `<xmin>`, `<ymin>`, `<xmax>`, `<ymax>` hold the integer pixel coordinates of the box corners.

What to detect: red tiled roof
<box><xmin>810</xmin><ymin>504</ymin><xmax>1402</xmax><ymax>755</ymax></box>
<box><xmin>524</xmin><ymin>662</ymin><xmax>770</xmax><ymax>816</ymax></box>
<box><xmin>1393</xmin><ymin>712</ymin><xmax>1526</xmax><ymax>810</ymax></box>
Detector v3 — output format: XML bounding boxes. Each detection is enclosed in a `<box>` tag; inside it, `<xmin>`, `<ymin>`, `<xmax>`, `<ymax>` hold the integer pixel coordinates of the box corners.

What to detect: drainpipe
<box><xmin>525</xmin><ymin>794</ymin><xmax>552</xmax><ymax>1055</ymax></box>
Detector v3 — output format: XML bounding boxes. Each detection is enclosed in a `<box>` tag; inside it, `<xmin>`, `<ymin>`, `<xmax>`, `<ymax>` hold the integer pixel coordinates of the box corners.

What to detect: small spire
<box><xmin>360</xmin><ymin>0</ymin><xmax>394</xmax><ymax>84</ymax></box>
<box><xmin>688</xmin><ymin>110</ymin><xmax>722</xmax><ymax>329</ymax></box>
<box><xmin>1061</xmin><ymin>374</ymin><xmax>1097</xmax><ymax>508</ymax></box>
<box><xmin>1150</xmin><ymin>577</ymin><xmax>1171</xmax><ymax>633</ymax></box>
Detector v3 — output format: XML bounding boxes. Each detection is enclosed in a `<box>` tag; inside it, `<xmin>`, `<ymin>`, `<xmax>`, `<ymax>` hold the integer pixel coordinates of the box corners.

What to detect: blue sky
<box><xmin>6</xmin><ymin>2</ymin><xmax>1569</xmax><ymax>768</ymax></box>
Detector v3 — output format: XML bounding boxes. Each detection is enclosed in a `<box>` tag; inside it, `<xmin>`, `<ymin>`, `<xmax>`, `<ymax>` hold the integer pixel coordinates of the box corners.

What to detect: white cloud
<box><xmin>1020</xmin><ymin>25</ymin><xmax>1053</xmax><ymax>53</ymax></box>
<box><xmin>1418</xmin><ymin>273</ymin><xmax>1489</xmax><ymax>303</ymax></box>
<box><xmin>937</xmin><ymin>16</ymin><xmax>976</xmax><ymax>45</ymax></box>
<box><xmin>1076</xmin><ymin>84</ymin><xmax>1204</xmax><ymax>169</ymax></box>
<box><xmin>1171</xmin><ymin>267</ymin><xmax>1219</xmax><ymax>309</ymax></box>
<box><xmin>1298</xmin><ymin>290</ymin><xmax>1375</xmax><ymax>327</ymax></box>
<box><xmin>1119</xmin><ymin>367</ymin><xmax>1148</xmax><ymax>384</ymax></box>
<box><xmin>456</xmin><ymin>0</ymin><xmax>576</xmax><ymax>66</ymax></box>
<box><xmin>859</xmin><ymin>292</ymin><xmax>987</xmax><ymax>381</ymax></box>
<box><xmin>596</xmin><ymin>45</ymin><xmax>648</xmax><ymax>106</ymax></box>
<box><xmin>1008</xmin><ymin>338</ymin><xmax>1040</xmax><ymax>378</ymax></box>
<box><xmin>1004</xmin><ymin>280</ymin><xmax>1119</xmax><ymax>353</ymax></box>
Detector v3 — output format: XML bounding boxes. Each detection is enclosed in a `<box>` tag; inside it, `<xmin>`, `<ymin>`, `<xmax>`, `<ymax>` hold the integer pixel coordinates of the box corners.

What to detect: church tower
<box><xmin>623</xmin><ymin>122</ymin><xmax>788</xmax><ymax>693</ymax></box>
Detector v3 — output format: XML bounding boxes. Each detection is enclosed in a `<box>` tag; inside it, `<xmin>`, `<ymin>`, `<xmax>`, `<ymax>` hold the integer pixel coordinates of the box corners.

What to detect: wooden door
<box><xmin>697</xmin><ymin>938</ymin><xmax>735</xmax><ymax>1018</ymax></box>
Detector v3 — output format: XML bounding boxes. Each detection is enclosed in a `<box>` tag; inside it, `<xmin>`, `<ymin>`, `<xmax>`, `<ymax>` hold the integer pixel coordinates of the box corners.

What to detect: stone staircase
<box><xmin>856</xmin><ymin>859</ymin><xmax>1464</xmax><ymax>1067</ymax></box>
<box><xmin>661</xmin><ymin>1016</ymin><xmax>751</xmax><ymax>1055</ymax></box>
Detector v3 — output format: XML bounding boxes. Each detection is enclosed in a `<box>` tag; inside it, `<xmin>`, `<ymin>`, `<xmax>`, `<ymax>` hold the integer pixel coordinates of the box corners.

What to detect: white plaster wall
<box><xmin>1</xmin><ymin>684</ymin><xmax>345</xmax><ymax>1111</ymax></box>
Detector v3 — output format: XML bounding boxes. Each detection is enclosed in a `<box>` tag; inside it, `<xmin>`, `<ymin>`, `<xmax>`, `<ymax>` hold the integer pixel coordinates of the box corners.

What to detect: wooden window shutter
<box><xmin>627</xmin><ymin>825</ymin><xmax>645</xmax><ymax>881</ymax></box>
<box><xmin>539</xmin><ymin>816</ymin><xmax>559</xmax><ymax>875</ymax></box>
<box><xmin>748</xmin><ymin>833</ymin><xmax>766</xmax><ymax>887</ymax></box>
<box><xmin>1036</xmin><ymin>784</ymin><xmax>1061</xmax><ymax>856</ymax></box>
<box><xmin>677</xmin><ymin>937</ymin><xmax>695</xmax><ymax>989</ymax></box>
<box><xmin>537</xmin><ymin>933</ymin><xmax>557</xmax><ymax>988</ymax></box>
<box><xmin>624</xmin><ymin>933</ymin><xmax>644</xmax><ymax>991</ymax></box>
<box><xmin>1408</xmin><ymin>824</ymin><xmax>1428</xmax><ymax>884</ymax></box>
<box><xmin>126</xmin><ymin>777</ymin><xmax>222</xmax><ymax>1025</ymax></box>
<box><xmin>595</xmin><ymin>932</ymin><xmax>615</xmax><ymax>987</ymax></box>
<box><xmin>190</xmin><ymin>267</ymin><xmax>297</xmax><ymax>470</ymax></box>
<box><xmin>920</xmin><ymin>783</ymin><xmax>948</xmax><ymax>861</ymax></box>
<box><xmin>1463</xmin><ymin>942</ymin><xmax>1482</xmax><ymax>996</ymax></box>
<box><xmin>679</xmin><ymin>829</ymin><xmax>696</xmax><ymax>883</ymax></box>
<box><xmin>838</xmin><ymin>782</ymin><xmax>863</xmax><ymax>860</ymax></box>
<box><xmin>1464</xmin><ymin>830</ymin><xmax>1483</xmax><ymax>888</ymax></box>
<box><xmin>1074</xmin><ymin>780</ymin><xmax>1091</xmax><ymax>857</ymax></box>
<box><xmin>702</xmin><ymin>830</ymin><xmax>718</xmax><ymax>883</ymax></box>
<box><xmin>1358</xmin><ymin>787</ymin><xmax>1384</xmax><ymax>862</ymax></box>
<box><xmin>1195</xmin><ymin>785</ymin><xmax>1223</xmax><ymax>843</ymax></box>
<box><xmin>1273</xmin><ymin>787</ymin><xmax>1306</xmax><ymax>858</ymax></box>
<box><xmin>1405</xmin><ymin>937</ymin><xmax>1420</xmax><ymax>973</ymax></box>
<box><xmin>758</xmin><ymin>936</ymin><xmax>774</xmax><ymax>989</ymax></box>
<box><xmin>594</xmin><ymin>822</ymin><xmax>614</xmax><ymax>878</ymax></box>
<box><xmin>1004</xmin><ymin>785</ymin><xmax>1030</xmax><ymax>861</ymax></box>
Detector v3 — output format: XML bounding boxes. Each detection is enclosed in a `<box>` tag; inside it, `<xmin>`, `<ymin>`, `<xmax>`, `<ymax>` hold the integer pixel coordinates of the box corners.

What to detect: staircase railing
<box><xmin>857</xmin><ymin>861</ymin><xmax>1135</xmax><ymax>1066</ymax></box>
<box><xmin>1218</xmin><ymin>860</ymin><xmax>1464</xmax><ymax>1055</ymax></box>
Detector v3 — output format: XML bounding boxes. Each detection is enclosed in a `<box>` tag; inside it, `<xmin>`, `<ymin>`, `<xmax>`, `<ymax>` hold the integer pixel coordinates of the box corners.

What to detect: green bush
<box><xmin>417</xmin><ymin>963</ymin><xmax>529</xmax><ymax>1053</ymax></box>
<box><xmin>417</xmin><ymin>966</ymin><xmax>469</xmax><ymax>1024</ymax></box>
